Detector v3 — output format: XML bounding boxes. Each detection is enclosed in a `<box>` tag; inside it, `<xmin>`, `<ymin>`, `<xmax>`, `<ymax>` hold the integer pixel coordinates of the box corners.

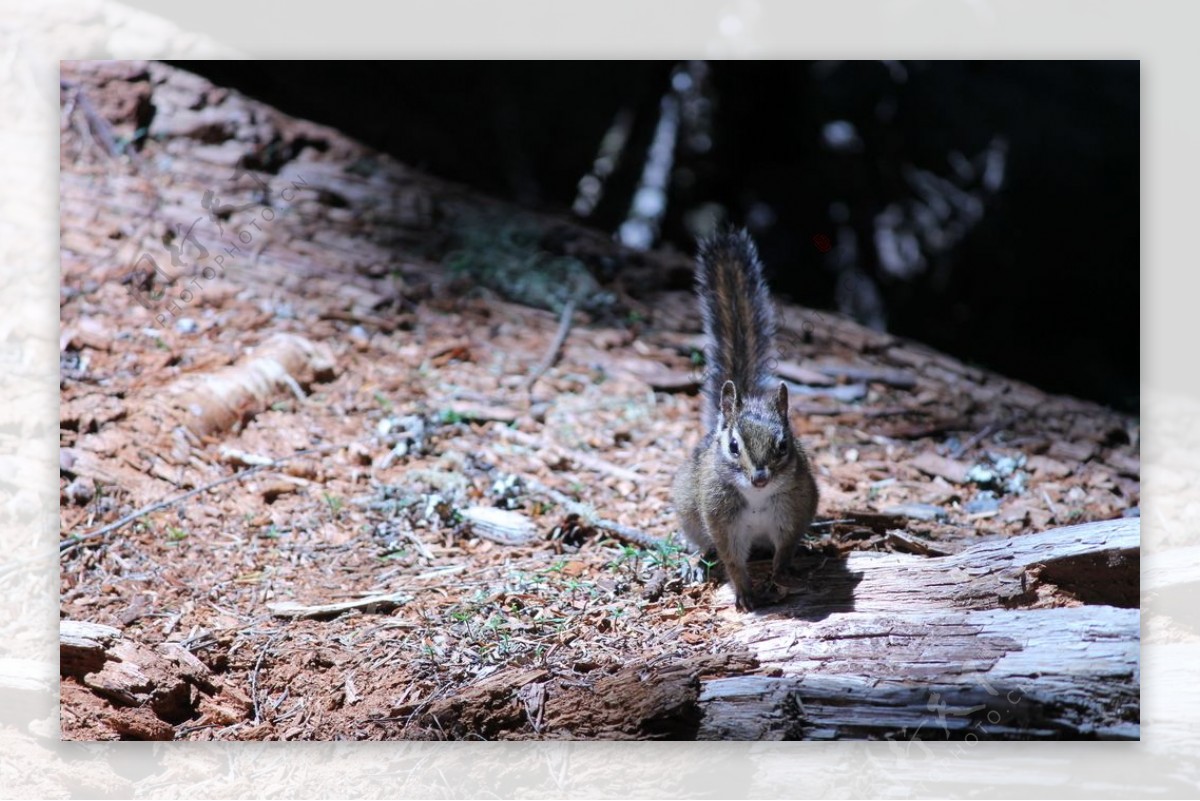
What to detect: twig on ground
<box><xmin>61</xmin><ymin>79</ymin><xmax>123</xmax><ymax>160</ymax></box>
<box><xmin>522</xmin><ymin>299</ymin><xmax>576</xmax><ymax>395</ymax></box>
<box><xmin>398</xmin><ymin>525</ymin><xmax>437</xmax><ymax>562</ymax></box>
<box><xmin>250</xmin><ymin>633</ymin><xmax>282</xmax><ymax>725</ymax></box>
<box><xmin>950</xmin><ymin>413</ymin><xmax>1025</xmax><ymax>458</ymax></box>
<box><xmin>810</xmin><ymin>519</ymin><xmax>858</xmax><ymax>528</ymax></box>
<box><xmin>520</xmin><ymin>475</ymin><xmax>687</xmax><ymax>552</ymax></box>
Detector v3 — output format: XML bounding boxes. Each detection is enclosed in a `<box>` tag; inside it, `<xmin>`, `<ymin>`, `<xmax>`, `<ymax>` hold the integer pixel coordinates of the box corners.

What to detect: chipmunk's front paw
<box><xmin>733</xmin><ymin>588</ymin><xmax>757</xmax><ymax>612</ymax></box>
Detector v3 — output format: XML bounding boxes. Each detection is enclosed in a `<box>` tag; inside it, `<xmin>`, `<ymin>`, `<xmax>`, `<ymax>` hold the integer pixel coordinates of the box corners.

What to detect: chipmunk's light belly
<box><xmin>734</xmin><ymin>489</ymin><xmax>783</xmax><ymax>547</ymax></box>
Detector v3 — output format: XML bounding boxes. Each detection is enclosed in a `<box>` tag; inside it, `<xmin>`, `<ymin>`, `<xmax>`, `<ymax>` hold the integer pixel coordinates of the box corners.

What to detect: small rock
<box><xmin>964</xmin><ymin>491</ymin><xmax>1000</xmax><ymax>515</ymax></box>
<box><xmin>965</xmin><ymin>464</ymin><xmax>996</xmax><ymax>486</ymax></box>
<box><xmin>990</xmin><ymin>455</ymin><xmax>1023</xmax><ymax>478</ymax></box>
<box><xmin>175</xmin><ymin>317</ymin><xmax>198</xmax><ymax>334</ymax></box>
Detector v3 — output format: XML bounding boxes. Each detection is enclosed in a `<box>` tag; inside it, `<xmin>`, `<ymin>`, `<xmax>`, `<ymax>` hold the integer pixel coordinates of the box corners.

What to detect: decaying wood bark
<box><xmin>411</xmin><ymin>652</ymin><xmax>758</xmax><ymax>740</ymax></box>
<box><xmin>698</xmin><ymin>517</ymin><xmax>1140</xmax><ymax>740</ymax></box>
<box><xmin>60</xmin><ymin>620</ymin><xmax>250</xmax><ymax>740</ymax></box>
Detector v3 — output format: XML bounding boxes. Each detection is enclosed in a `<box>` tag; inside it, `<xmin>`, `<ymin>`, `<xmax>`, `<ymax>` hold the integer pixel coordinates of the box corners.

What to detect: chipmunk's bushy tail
<box><xmin>695</xmin><ymin>228</ymin><xmax>777</xmax><ymax>429</ymax></box>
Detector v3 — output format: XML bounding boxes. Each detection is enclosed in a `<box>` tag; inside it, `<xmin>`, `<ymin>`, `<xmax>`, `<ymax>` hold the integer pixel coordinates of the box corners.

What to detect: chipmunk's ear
<box><xmin>719</xmin><ymin>380</ymin><xmax>738</xmax><ymax>426</ymax></box>
<box><xmin>774</xmin><ymin>381</ymin><xmax>789</xmax><ymax>419</ymax></box>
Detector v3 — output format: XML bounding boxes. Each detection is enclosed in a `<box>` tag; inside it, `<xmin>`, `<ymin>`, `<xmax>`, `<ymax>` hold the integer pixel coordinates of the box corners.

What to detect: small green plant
<box><xmin>606</xmin><ymin>544</ymin><xmax>642</xmax><ymax>572</ymax></box>
<box><xmin>439</xmin><ymin>409</ymin><xmax>466</xmax><ymax>425</ymax></box>
<box><xmin>323</xmin><ymin>493</ymin><xmax>344</xmax><ymax>518</ymax></box>
<box><xmin>165</xmin><ymin>526</ymin><xmax>188</xmax><ymax>543</ymax></box>
<box><xmin>646</xmin><ymin>540</ymin><xmax>688</xmax><ymax>571</ymax></box>
<box><xmin>373</xmin><ymin>392</ymin><xmax>394</xmax><ymax>412</ymax></box>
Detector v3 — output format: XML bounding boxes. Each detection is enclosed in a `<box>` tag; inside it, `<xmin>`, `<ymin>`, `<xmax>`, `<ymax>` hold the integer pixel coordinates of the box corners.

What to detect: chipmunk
<box><xmin>672</xmin><ymin>229</ymin><xmax>819</xmax><ymax>611</ymax></box>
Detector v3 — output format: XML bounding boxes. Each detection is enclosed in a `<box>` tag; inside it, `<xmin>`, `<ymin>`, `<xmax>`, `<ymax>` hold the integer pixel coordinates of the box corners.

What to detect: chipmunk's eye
<box><xmin>728</xmin><ymin>436</ymin><xmax>740</xmax><ymax>457</ymax></box>
<box><xmin>776</xmin><ymin>438</ymin><xmax>787</xmax><ymax>454</ymax></box>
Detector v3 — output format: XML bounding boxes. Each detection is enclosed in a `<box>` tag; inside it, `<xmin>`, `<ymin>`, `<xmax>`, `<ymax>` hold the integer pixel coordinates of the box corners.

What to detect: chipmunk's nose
<box><xmin>751</xmin><ymin>469</ymin><xmax>770</xmax><ymax>488</ymax></box>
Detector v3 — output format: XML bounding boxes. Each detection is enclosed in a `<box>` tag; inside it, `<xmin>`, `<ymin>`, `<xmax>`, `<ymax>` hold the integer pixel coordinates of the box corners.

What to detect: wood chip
<box><xmin>812</xmin><ymin>362</ymin><xmax>917</xmax><ymax>389</ymax></box>
<box><xmin>885</xmin><ymin>529</ymin><xmax>948</xmax><ymax>556</ymax></box>
<box><xmin>461</xmin><ymin>506</ymin><xmax>538</xmax><ymax>545</ymax></box>
<box><xmin>909</xmin><ymin>452</ymin><xmax>972</xmax><ymax>484</ymax></box>
<box><xmin>1048</xmin><ymin>440</ymin><xmax>1097</xmax><ymax>463</ymax></box>
<box><xmin>1026</xmin><ymin>454</ymin><xmax>1073</xmax><ymax>479</ymax></box>
<box><xmin>1107</xmin><ymin>451</ymin><xmax>1140</xmax><ymax>478</ymax></box>
<box><xmin>268</xmin><ymin>593</ymin><xmax>410</xmax><ymax>620</ymax></box>
<box><xmin>784</xmin><ymin>382</ymin><xmax>868</xmax><ymax>402</ymax></box>
<box><xmin>444</xmin><ymin>401</ymin><xmax>521</xmax><ymax>424</ymax></box>
<box><xmin>60</xmin><ymin>620</ymin><xmax>123</xmax><ymax>678</ymax></box>
<box><xmin>613</xmin><ymin>356</ymin><xmax>699</xmax><ymax>391</ymax></box>
<box><xmin>774</xmin><ymin>360</ymin><xmax>835</xmax><ymax>386</ymax></box>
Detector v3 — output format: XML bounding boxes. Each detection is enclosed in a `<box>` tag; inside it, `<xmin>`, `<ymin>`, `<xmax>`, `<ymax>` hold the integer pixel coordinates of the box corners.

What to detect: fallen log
<box><xmin>698</xmin><ymin>518</ymin><xmax>1140</xmax><ymax>740</ymax></box>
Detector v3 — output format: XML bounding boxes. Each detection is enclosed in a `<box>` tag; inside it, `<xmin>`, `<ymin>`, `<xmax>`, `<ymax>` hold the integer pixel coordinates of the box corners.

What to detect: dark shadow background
<box><xmin>179</xmin><ymin>61</ymin><xmax>1139</xmax><ymax>413</ymax></box>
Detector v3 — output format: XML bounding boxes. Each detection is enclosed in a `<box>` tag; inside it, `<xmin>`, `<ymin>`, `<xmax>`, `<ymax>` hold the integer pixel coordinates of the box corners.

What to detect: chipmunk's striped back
<box><xmin>695</xmin><ymin>229</ymin><xmax>777</xmax><ymax>429</ymax></box>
